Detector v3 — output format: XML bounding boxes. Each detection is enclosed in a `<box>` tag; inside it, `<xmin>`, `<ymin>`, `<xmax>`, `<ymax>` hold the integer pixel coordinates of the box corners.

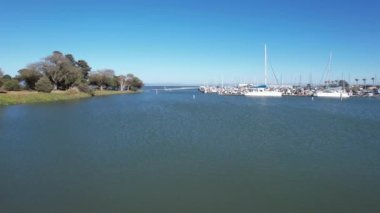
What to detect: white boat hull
<box><xmin>315</xmin><ymin>92</ymin><xmax>350</xmax><ymax>98</ymax></box>
<box><xmin>245</xmin><ymin>91</ymin><xmax>282</xmax><ymax>97</ymax></box>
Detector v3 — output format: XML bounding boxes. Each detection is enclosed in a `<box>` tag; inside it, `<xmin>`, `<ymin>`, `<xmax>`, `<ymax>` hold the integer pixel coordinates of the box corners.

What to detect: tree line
<box><xmin>0</xmin><ymin>51</ymin><xmax>143</xmax><ymax>94</ymax></box>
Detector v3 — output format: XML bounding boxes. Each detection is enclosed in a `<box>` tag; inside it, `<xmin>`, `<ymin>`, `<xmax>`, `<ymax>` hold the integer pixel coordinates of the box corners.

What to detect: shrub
<box><xmin>18</xmin><ymin>68</ymin><xmax>43</xmax><ymax>90</ymax></box>
<box><xmin>35</xmin><ymin>76</ymin><xmax>54</xmax><ymax>93</ymax></box>
<box><xmin>66</xmin><ymin>87</ymin><xmax>80</xmax><ymax>95</ymax></box>
<box><xmin>4</xmin><ymin>79</ymin><xmax>21</xmax><ymax>91</ymax></box>
<box><xmin>2</xmin><ymin>75</ymin><xmax>12</xmax><ymax>80</ymax></box>
<box><xmin>77</xmin><ymin>83</ymin><xmax>95</xmax><ymax>96</ymax></box>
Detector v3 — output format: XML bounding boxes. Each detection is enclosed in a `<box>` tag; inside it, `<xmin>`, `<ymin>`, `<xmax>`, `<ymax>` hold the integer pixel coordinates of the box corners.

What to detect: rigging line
<box><xmin>268</xmin><ymin>60</ymin><xmax>280</xmax><ymax>85</ymax></box>
<box><xmin>319</xmin><ymin>57</ymin><xmax>330</xmax><ymax>85</ymax></box>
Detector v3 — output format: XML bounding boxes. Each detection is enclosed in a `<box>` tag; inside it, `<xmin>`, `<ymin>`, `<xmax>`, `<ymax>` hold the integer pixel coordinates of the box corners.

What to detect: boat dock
<box><xmin>198</xmin><ymin>84</ymin><xmax>380</xmax><ymax>98</ymax></box>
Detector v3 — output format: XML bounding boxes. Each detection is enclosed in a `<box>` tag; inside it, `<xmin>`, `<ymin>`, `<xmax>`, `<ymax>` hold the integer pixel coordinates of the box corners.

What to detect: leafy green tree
<box><xmin>77</xmin><ymin>60</ymin><xmax>91</xmax><ymax>80</ymax></box>
<box><xmin>0</xmin><ymin>74</ymin><xmax>13</xmax><ymax>90</ymax></box>
<box><xmin>62</xmin><ymin>55</ymin><xmax>91</xmax><ymax>81</ymax></box>
<box><xmin>0</xmin><ymin>68</ymin><xmax>3</xmax><ymax>88</ymax></box>
<box><xmin>125</xmin><ymin>74</ymin><xmax>134</xmax><ymax>90</ymax></box>
<box><xmin>35</xmin><ymin>76</ymin><xmax>54</xmax><ymax>93</ymax></box>
<box><xmin>111</xmin><ymin>76</ymin><xmax>119</xmax><ymax>89</ymax></box>
<box><xmin>89</xmin><ymin>69</ymin><xmax>115</xmax><ymax>90</ymax></box>
<box><xmin>126</xmin><ymin>74</ymin><xmax>143</xmax><ymax>91</ymax></box>
<box><xmin>4</xmin><ymin>79</ymin><xmax>21</xmax><ymax>91</ymax></box>
<box><xmin>131</xmin><ymin>76</ymin><xmax>143</xmax><ymax>90</ymax></box>
<box><xmin>65</xmin><ymin>54</ymin><xmax>76</xmax><ymax>66</ymax></box>
<box><xmin>59</xmin><ymin>62</ymin><xmax>82</xmax><ymax>89</ymax></box>
<box><xmin>53</xmin><ymin>50</ymin><xmax>63</xmax><ymax>55</ymax></box>
<box><xmin>36</xmin><ymin>53</ymin><xmax>64</xmax><ymax>90</ymax></box>
<box><xmin>36</xmin><ymin>52</ymin><xmax>82</xmax><ymax>90</ymax></box>
<box><xmin>3</xmin><ymin>74</ymin><xmax>12</xmax><ymax>80</ymax></box>
<box><xmin>18</xmin><ymin>68</ymin><xmax>43</xmax><ymax>89</ymax></box>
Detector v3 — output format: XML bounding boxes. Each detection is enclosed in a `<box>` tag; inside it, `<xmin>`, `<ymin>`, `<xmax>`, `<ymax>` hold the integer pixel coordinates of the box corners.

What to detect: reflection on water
<box><xmin>1</xmin><ymin>89</ymin><xmax>380</xmax><ymax>212</ymax></box>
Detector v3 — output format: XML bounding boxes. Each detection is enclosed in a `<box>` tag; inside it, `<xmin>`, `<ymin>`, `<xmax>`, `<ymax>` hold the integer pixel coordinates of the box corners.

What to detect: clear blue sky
<box><xmin>1</xmin><ymin>0</ymin><xmax>379</xmax><ymax>85</ymax></box>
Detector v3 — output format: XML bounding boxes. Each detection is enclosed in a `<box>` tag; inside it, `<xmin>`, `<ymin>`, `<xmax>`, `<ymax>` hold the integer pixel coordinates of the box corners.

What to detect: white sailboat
<box><xmin>315</xmin><ymin>88</ymin><xmax>350</xmax><ymax>98</ymax></box>
<box><xmin>315</xmin><ymin>53</ymin><xmax>350</xmax><ymax>98</ymax></box>
<box><xmin>245</xmin><ymin>44</ymin><xmax>282</xmax><ymax>97</ymax></box>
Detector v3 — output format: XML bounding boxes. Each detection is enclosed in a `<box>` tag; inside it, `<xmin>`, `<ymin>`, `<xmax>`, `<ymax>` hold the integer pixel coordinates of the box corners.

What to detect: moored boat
<box><xmin>245</xmin><ymin>44</ymin><xmax>282</xmax><ymax>97</ymax></box>
<box><xmin>245</xmin><ymin>85</ymin><xmax>282</xmax><ymax>97</ymax></box>
<box><xmin>315</xmin><ymin>89</ymin><xmax>350</xmax><ymax>98</ymax></box>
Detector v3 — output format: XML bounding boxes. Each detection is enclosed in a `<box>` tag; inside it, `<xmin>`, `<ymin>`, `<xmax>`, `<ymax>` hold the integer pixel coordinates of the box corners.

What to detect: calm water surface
<box><xmin>1</xmin><ymin>88</ymin><xmax>380</xmax><ymax>212</ymax></box>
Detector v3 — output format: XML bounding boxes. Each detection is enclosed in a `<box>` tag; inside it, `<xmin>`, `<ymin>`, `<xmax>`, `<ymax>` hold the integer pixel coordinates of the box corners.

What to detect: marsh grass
<box><xmin>0</xmin><ymin>90</ymin><xmax>138</xmax><ymax>106</ymax></box>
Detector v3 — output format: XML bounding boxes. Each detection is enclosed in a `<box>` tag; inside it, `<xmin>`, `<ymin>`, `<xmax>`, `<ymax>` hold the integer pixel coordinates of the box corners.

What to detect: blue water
<box><xmin>1</xmin><ymin>88</ymin><xmax>380</xmax><ymax>212</ymax></box>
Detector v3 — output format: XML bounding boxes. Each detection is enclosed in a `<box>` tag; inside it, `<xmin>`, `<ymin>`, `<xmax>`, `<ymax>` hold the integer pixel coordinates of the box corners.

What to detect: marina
<box><xmin>198</xmin><ymin>83</ymin><xmax>380</xmax><ymax>98</ymax></box>
<box><xmin>197</xmin><ymin>45</ymin><xmax>379</xmax><ymax>99</ymax></box>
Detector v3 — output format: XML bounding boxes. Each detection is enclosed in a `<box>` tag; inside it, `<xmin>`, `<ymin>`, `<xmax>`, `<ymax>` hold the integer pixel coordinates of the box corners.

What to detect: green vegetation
<box><xmin>0</xmin><ymin>69</ymin><xmax>21</xmax><ymax>92</ymax></box>
<box><xmin>18</xmin><ymin>68</ymin><xmax>43</xmax><ymax>90</ymax></box>
<box><xmin>0</xmin><ymin>91</ymin><xmax>89</xmax><ymax>105</ymax></box>
<box><xmin>0</xmin><ymin>90</ymin><xmax>138</xmax><ymax>106</ymax></box>
<box><xmin>35</xmin><ymin>76</ymin><xmax>54</xmax><ymax>93</ymax></box>
<box><xmin>0</xmin><ymin>51</ymin><xmax>143</xmax><ymax>105</ymax></box>
<box><xmin>94</xmin><ymin>90</ymin><xmax>139</xmax><ymax>96</ymax></box>
<box><xmin>3</xmin><ymin>79</ymin><xmax>21</xmax><ymax>91</ymax></box>
<box><xmin>89</xmin><ymin>69</ymin><xmax>115</xmax><ymax>90</ymax></box>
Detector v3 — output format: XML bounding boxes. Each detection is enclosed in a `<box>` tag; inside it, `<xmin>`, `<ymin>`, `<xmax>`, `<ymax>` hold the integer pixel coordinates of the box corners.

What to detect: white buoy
<box><xmin>193</xmin><ymin>94</ymin><xmax>195</xmax><ymax>100</ymax></box>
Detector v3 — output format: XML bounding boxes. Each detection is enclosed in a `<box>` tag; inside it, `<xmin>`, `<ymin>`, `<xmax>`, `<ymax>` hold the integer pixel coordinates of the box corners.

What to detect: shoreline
<box><xmin>0</xmin><ymin>90</ymin><xmax>140</xmax><ymax>106</ymax></box>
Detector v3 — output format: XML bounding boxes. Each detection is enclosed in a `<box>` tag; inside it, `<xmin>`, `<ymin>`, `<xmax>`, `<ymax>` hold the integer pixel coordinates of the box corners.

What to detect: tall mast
<box><xmin>328</xmin><ymin>52</ymin><xmax>332</xmax><ymax>82</ymax></box>
<box><xmin>265</xmin><ymin>43</ymin><xmax>267</xmax><ymax>85</ymax></box>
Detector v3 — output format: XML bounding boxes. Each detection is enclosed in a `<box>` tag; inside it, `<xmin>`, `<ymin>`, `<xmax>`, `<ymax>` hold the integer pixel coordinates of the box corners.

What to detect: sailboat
<box><xmin>315</xmin><ymin>53</ymin><xmax>350</xmax><ymax>98</ymax></box>
<box><xmin>245</xmin><ymin>44</ymin><xmax>282</xmax><ymax>97</ymax></box>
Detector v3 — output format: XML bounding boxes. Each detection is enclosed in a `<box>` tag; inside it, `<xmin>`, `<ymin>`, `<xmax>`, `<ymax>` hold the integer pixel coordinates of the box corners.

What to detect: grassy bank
<box><xmin>0</xmin><ymin>90</ymin><xmax>138</xmax><ymax>106</ymax></box>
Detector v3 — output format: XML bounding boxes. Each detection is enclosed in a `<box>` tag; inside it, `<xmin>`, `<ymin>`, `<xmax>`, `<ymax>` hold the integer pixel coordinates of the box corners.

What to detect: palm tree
<box><xmin>371</xmin><ymin>77</ymin><xmax>375</xmax><ymax>86</ymax></box>
<box><xmin>363</xmin><ymin>78</ymin><xmax>366</xmax><ymax>89</ymax></box>
<box><xmin>355</xmin><ymin>79</ymin><xmax>359</xmax><ymax>87</ymax></box>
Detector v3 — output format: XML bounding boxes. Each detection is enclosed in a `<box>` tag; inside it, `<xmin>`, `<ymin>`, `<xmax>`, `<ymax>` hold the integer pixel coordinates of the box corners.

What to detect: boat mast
<box><xmin>265</xmin><ymin>43</ymin><xmax>267</xmax><ymax>85</ymax></box>
<box><xmin>221</xmin><ymin>75</ymin><xmax>224</xmax><ymax>88</ymax></box>
<box><xmin>328</xmin><ymin>52</ymin><xmax>332</xmax><ymax>84</ymax></box>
